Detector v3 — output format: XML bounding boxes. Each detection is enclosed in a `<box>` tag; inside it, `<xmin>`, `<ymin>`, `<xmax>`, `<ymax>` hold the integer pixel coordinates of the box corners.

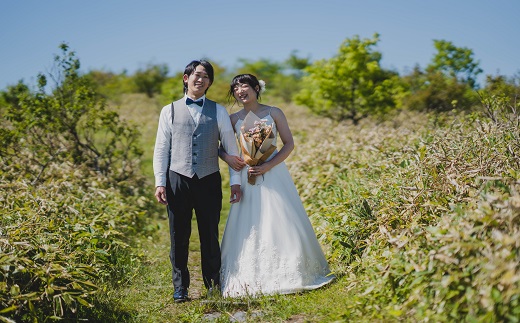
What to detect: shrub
<box><xmin>0</xmin><ymin>44</ymin><xmax>156</xmax><ymax>322</ymax></box>
<box><xmin>287</xmin><ymin>90</ymin><xmax>519</xmax><ymax>320</ymax></box>
<box><xmin>0</xmin><ymin>43</ymin><xmax>142</xmax><ymax>186</ymax></box>
<box><xmin>0</xmin><ymin>162</ymin><xmax>153</xmax><ymax>322</ymax></box>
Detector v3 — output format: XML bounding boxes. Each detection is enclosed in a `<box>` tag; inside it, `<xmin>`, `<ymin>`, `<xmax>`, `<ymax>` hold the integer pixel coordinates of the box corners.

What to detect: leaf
<box><xmin>0</xmin><ymin>306</ymin><xmax>17</xmax><ymax>314</ymax></box>
<box><xmin>361</xmin><ymin>285</ymin><xmax>375</xmax><ymax>296</ymax></box>
<box><xmin>75</xmin><ymin>297</ymin><xmax>92</xmax><ymax>308</ymax></box>
<box><xmin>9</xmin><ymin>285</ymin><xmax>19</xmax><ymax>296</ymax></box>
<box><xmin>388</xmin><ymin>309</ymin><xmax>403</xmax><ymax>316</ymax></box>
<box><xmin>0</xmin><ymin>314</ymin><xmax>17</xmax><ymax>323</ymax></box>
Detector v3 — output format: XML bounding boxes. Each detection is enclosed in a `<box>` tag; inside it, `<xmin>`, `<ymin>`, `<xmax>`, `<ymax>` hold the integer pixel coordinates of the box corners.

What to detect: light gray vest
<box><xmin>169</xmin><ymin>98</ymin><xmax>220</xmax><ymax>178</ymax></box>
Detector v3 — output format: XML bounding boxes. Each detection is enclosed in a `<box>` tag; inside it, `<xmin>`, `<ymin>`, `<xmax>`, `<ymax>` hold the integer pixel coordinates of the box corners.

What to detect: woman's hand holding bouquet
<box><xmin>239</xmin><ymin>111</ymin><xmax>276</xmax><ymax>185</ymax></box>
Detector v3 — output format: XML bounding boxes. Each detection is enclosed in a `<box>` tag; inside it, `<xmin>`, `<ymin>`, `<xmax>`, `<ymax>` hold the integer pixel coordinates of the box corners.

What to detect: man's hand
<box><xmin>155</xmin><ymin>186</ymin><xmax>168</xmax><ymax>205</ymax></box>
<box><xmin>227</xmin><ymin>155</ymin><xmax>246</xmax><ymax>172</ymax></box>
<box><xmin>230</xmin><ymin>184</ymin><xmax>242</xmax><ymax>204</ymax></box>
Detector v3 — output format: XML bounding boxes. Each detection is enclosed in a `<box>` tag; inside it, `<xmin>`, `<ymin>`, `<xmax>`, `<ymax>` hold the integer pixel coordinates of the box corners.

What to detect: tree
<box><xmin>0</xmin><ymin>43</ymin><xmax>142</xmax><ymax>184</ymax></box>
<box><xmin>236</xmin><ymin>53</ymin><xmax>310</xmax><ymax>104</ymax></box>
<box><xmin>285</xmin><ymin>50</ymin><xmax>311</xmax><ymax>76</ymax></box>
<box><xmin>270</xmin><ymin>51</ymin><xmax>310</xmax><ymax>103</ymax></box>
<box><xmin>236</xmin><ymin>58</ymin><xmax>283</xmax><ymax>86</ymax></box>
<box><xmin>402</xmin><ymin>67</ymin><xmax>476</xmax><ymax>112</ymax></box>
<box><xmin>295</xmin><ymin>34</ymin><xmax>401</xmax><ymax>124</ymax></box>
<box><xmin>427</xmin><ymin>40</ymin><xmax>482</xmax><ymax>89</ymax></box>
<box><xmin>208</xmin><ymin>61</ymin><xmax>234</xmax><ymax>106</ymax></box>
<box><xmin>483</xmin><ymin>73</ymin><xmax>520</xmax><ymax>103</ymax></box>
<box><xmin>479</xmin><ymin>73</ymin><xmax>520</xmax><ymax>122</ymax></box>
<box><xmin>133</xmin><ymin>63</ymin><xmax>169</xmax><ymax>98</ymax></box>
<box><xmin>85</xmin><ymin>69</ymin><xmax>136</xmax><ymax>99</ymax></box>
<box><xmin>401</xmin><ymin>40</ymin><xmax>482</xmax><ymax>112</ymax></box>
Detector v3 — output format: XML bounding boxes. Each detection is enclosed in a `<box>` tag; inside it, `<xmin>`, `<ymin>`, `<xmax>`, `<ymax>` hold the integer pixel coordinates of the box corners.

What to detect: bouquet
<box><xmin>239</xmin><ymin>111</ymin><xmax>276</xmax><ymax>185</ymax></box>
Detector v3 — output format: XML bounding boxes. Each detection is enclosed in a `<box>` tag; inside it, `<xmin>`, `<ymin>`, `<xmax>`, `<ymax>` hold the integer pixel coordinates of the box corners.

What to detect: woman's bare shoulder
<box><xmin>269</xmin><ymin>106</ymin><xmax>286</xmax><ymax>119</ymax></box>
<box><xmin>229</xmin><ymin>110</ymin><xmax>243</xmax><ymax>124</ymax></box>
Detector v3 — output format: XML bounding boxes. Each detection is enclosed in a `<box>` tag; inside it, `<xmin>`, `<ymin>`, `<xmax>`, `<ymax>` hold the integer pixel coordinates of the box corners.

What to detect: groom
<box><xmin>153</xmin><ymin>60</ymin><xmax>242</xmax><ymax>302</ymax></box>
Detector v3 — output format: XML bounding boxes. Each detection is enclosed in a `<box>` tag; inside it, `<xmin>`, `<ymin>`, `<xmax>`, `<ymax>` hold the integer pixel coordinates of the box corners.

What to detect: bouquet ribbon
<box><xmin>241</xmin><ymin>143</ymin><xmax>276</xmax><ymax>185</ymax></box>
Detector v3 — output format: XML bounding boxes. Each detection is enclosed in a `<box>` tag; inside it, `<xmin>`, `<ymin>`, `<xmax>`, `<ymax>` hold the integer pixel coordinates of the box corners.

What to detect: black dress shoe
<box><xmin>174</xmin><ymin>288</ymin><xmax>189</xmax><ymax>303</ymax></box>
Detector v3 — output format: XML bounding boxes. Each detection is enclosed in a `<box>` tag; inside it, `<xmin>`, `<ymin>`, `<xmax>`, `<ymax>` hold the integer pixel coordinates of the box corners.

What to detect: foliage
<box><xmin>483</xmin><ymin>73</ymin><xmax>520</xmax><ymax>108</ymax></box>
<box><xmin>427</xmin><ymin>39</ymin><xmax>483</xmax><ymax>89</ymax></box>
<box><xmin>209</xmin><ymin>61</ymin><xmax>234</xmax><ymax>107</ymax></box>
<box><xmin>0</xmin><ymin>163</ymin><xmax>153</xmax><ymax>322</ymax></box>
<box><xmin>287</xmin><ymin>93</ymin><xmax>519</xmax><ymax>320</ymax></box>
<box><xmin>0</xmin><ymin>43</ymin><xmax>143</xmax><ymax>186</ymax></box>
<box><xmin>402</xmin><ymin>67</ymin><xmax>478</xmax><ymax>112</ymax></box>
<box><xmin>158</xmin><ymin>71</ymin><xmax>185</xmax><ymax>105</ymax></box>
<box><xmin>235</xmin><ymin>53</ymin><xmax>310</xmax><ymax>104</ymax></box>
<box><xmin>132</xmin><ymin>63</ymin><xmax>169</xmax><ymax>98</ymax></box>
<box><xmin>85</xmin><ymin>69</ymin><xmax>137</xmax><ymax>101</ymax></box>
<box><xmin>400</xmin><ymin>39</ymin><xmax>483</xmax><ymax>113</ymax></box>
<box><xmin>266</xmin><ymin>73</ymin><xmax>302</xmax><ymax>104</ymax></box>
<box><xmin>0</xmin><ymin>44</ymin><xmax>157</xmax><ymax>322</ymax></box>
<box><xmin>295</xmin><ymin>34</ymin><xmax>402</xmax><ymax>124</ymax></box>
<box><xmin>266</xmin><ymin>51</ymin><xmax>311</xmax><ymax>103</ymax></box>
<box><xmin>285</xmin><ymin>50</ymin><xmax>311</xmax><ymax>75</ymax></box>
<box><xmin>478</xmin><ymin>85</ymin><xmax>520</xmax><ymax>130</ymax></box>
<box><xmin>236</xmin><ymin>58</ymin><xmax>283</xmax><ymax>87</ymax></box>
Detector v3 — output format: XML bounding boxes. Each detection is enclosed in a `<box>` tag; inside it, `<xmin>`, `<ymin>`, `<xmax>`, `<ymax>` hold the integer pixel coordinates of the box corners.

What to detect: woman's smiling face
<box><xmin>233</xmin><ymin>82</ymin><xmax>258</xmax><ymax>104</ymax></box>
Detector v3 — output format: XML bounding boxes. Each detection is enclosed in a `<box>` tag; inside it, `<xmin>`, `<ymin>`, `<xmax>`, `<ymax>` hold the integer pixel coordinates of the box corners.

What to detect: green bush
<box><xmin>0</xmin><ymin>44</ymin><xmax>156</xmax><ymax>322</ymax></box>
<box><xmin>0</xmin><ymin>163</ymin><xmax>153</xmax><ymax>322</ymax></box>
<box><xmin>294</xmin><ymin>34</ymin><xmax>402</xmax><ymax>124</ymax></box>
<box><xmin>287</xmin><ymin>92</ymin><xmax>519</xmax><ymax>320</ymax></box>
<box><xmin>133</xmin><ymin>63</ymin><xmax>169</xmax><ymax>98</ymax></box>
<box><xmin>1</xmin><ymin>43</ymin><xmax>143</xmax><ymax>186</ymax></box>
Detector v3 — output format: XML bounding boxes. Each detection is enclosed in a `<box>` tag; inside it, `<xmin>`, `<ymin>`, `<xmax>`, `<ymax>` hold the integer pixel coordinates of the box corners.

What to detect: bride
<box><xmin>219</xmin><ymin>74</ymin><xmax>334</xmax><ymax>297</ymax></box>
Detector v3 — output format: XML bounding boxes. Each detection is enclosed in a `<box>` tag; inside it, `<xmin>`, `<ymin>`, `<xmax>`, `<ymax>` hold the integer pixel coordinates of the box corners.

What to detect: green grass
<box><xmin>96</xmin><ymin>95</ymin><xmax>350</xmax><ymax>322</ymax></box>
<box><xmin>93</xmin><ymin>94</ymin><xmax>520</xmax><ymax>322</ymax></box>
<box><xmin>104</xmin><ymin>216</ymin><xmax>351</xmax><ymax>322</ymax></box>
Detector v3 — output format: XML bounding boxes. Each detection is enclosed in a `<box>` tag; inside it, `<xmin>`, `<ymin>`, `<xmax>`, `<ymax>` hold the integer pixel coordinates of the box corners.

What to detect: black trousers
<box><xmin>166</xmin><ymin>170</ymin><xmax>222</xmax><ymax>291</ymax></box>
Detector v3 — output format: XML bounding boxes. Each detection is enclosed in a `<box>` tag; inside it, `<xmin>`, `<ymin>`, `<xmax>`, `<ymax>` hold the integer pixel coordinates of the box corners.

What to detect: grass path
<box><xmin>114</xmin><ymin>210</ymin><xmax>349</xmax><ymax>322</ymax></box>
<box><xmin>109</xmin><ymin>96</ymin><xmax>351</xmax><ymax>322</ymax></box>
<box><xmin>116</xmin><ymin>217</ymin><xmax>206</xmax><ymax>322</ymax></box>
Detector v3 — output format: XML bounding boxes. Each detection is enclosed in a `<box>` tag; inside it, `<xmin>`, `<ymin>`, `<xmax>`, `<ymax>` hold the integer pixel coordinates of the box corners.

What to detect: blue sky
<box><xmin>1</xmin><ymin>0</ymin><xmax>518</xmax><ymax>90</ymax></box>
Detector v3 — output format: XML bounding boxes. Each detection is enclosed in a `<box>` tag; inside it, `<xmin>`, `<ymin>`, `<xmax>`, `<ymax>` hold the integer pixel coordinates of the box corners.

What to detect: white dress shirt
<box><xmin>153</xmin><ymin>94</ymin><xmax>241</xmax><ymax>187</ymax></box>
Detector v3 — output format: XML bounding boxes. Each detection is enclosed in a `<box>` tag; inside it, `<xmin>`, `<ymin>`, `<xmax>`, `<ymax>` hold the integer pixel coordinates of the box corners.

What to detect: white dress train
<box><xmin>220</xmin><ymin>113</ymin><xmax>334</xmax><ymax>298</ymax></box>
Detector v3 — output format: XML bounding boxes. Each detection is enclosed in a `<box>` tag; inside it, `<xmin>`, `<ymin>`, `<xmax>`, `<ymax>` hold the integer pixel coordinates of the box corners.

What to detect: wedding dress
<box><xmin>220</xmin><ymin>113</ymin><xmax>334</xmax><ymax>298</ymax></box>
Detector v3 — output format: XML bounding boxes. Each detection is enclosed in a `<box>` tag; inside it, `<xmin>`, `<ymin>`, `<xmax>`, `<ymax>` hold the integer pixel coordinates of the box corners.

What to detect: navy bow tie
<box><xmin>186</xmin><ymin>98</ymin><xmax>203</xmax><ymax>107</ymax></box>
